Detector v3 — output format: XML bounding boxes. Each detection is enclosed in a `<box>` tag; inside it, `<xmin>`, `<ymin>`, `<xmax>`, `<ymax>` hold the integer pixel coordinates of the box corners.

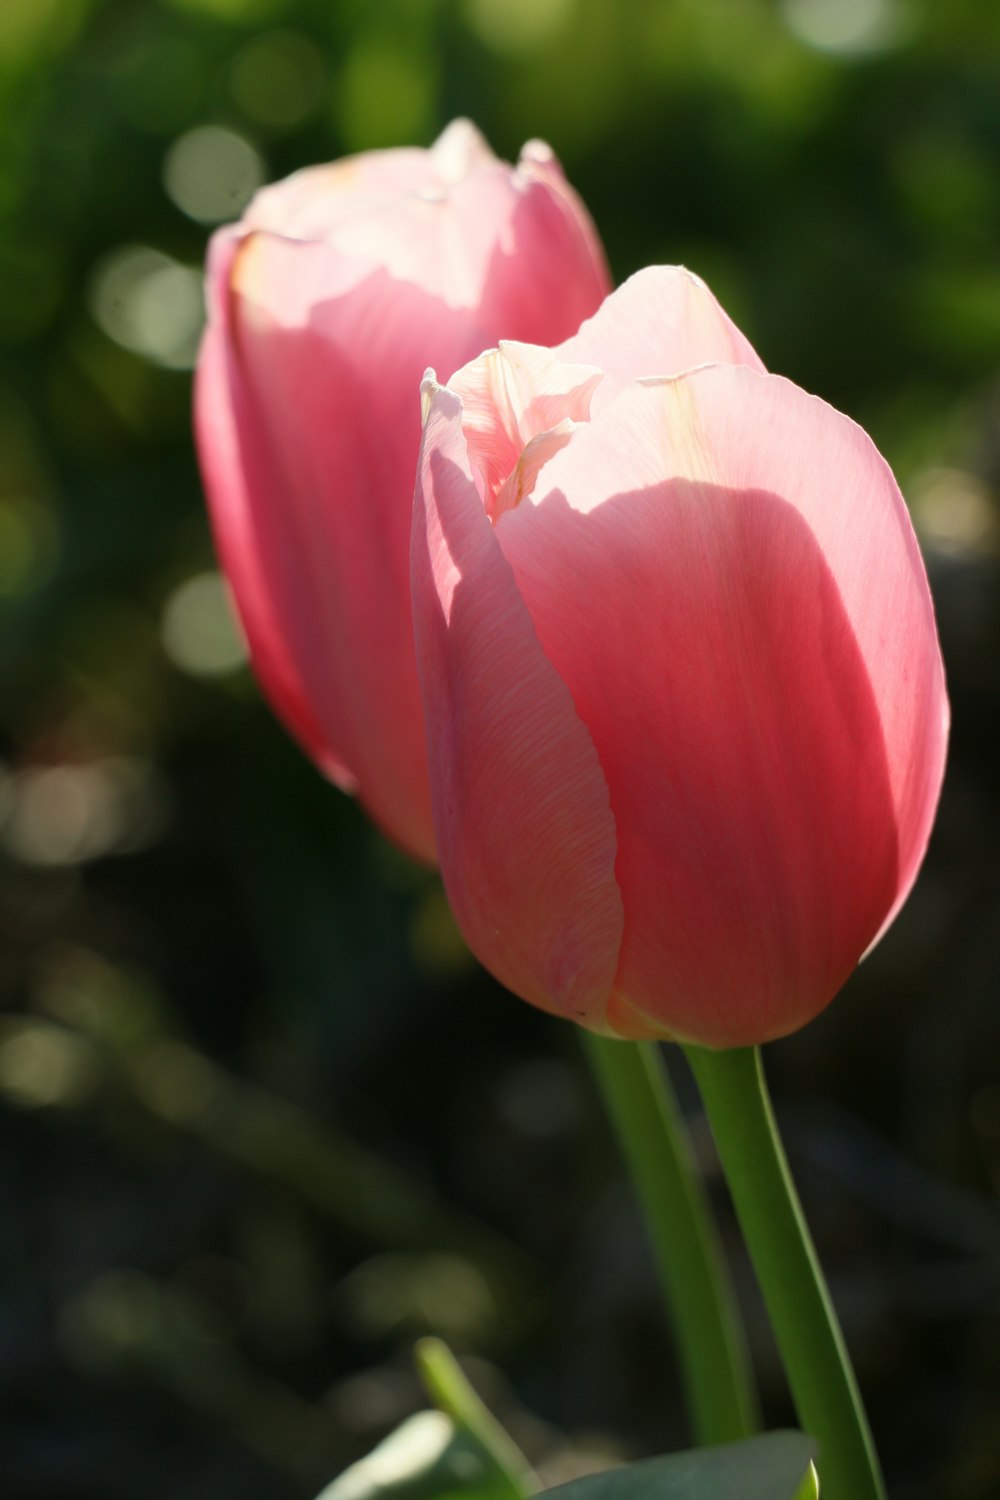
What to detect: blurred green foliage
<box><xmin>1</xmin><ymin>2</ymin><xmax>999</xmax><ymax>1498</ymax></box>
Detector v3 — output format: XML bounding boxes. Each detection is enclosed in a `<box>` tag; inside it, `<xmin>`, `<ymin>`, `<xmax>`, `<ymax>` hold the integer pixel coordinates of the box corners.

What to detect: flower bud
<box><xmin>412</xmin><ymin>268</ymin><xmax>949</xmax><ymax>1045</ymax></box>
<box><xmin>195</xmin><ymin>120</ymin><xmax>610</xmax><ymax>860</ymax></box>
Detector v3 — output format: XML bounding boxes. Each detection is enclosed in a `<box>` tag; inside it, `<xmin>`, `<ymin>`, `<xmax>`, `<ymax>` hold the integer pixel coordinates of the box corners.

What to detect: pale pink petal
<box><xmin>558</xmin><ymin>265</ymin><xmax>765</xmax><ymax>410</ymax></box>
<box><xmin>492</xmin><ymin>422</ymin><xmax>578</xmax><ymax>523</ymax></box>
<box><xmin>496</xmin><ymin>367</ymin><xmax>945</xmax><ymax>1046</ymax></box>
<box><xmin>451</xmin><ymin>343</ymin><xmax>602</xmax><ymax>518</ymax></box>
<box><xmin>412</xmin><ymin>383</ymin><xmax>623</xmax><ymax>1026</ymax></box>
<box><xmin>244</xmin><ymin>121</ymin><xmax>497</xmax><ymax>242</ymax></box>
<box><xmin>428</xmin><ymin>117</ymin><xmax>499</xmax><ymax>182</ymax></box>
<box><xmin>243</xmin><ymin>124</ymin><xmax>609</xmax><ymax>327</ymax></box>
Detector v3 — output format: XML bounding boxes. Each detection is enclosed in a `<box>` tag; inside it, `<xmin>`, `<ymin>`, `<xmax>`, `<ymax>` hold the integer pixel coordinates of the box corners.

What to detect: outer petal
<box><xmin>197</xmin><ymin>130</ymin><xmax>610</xmax><ymax>861</ymax></box>
<box><xmin>442</xmin><ymin>146</ymin><xmax>611</xmax><ymax>347</ymax></box>
<box><xmin>557</xmin><ymin>265</ymin><xmax>765</xmax><ymax>408</ymax></box>
<box><xmin>219</xmin><ymin>230</ymin><xmax>505</xmax><ymax>862</ymax></box>
<box><xmin>245</xmin><ymin>127</ymin><xmax>610</xmax><ymax>337</ymax></box>
<box><xmin>244</xmin><ymin>120</ymin><xmax>499</xmax><ymax>241</ymax></box>
<box><xmin>496</xmin><ymin>367</ymin><xmax>946</xmax><ymax>1047</ymax></box>
<box><xmin>411</xmin><ymin>384</ymin><xmax>623</xmax><ymax>1026</ymax></box>
<box><xmin>194</xmin><ymin>229</ymin><xmax>353</xmax><ymax>790</ymax></box>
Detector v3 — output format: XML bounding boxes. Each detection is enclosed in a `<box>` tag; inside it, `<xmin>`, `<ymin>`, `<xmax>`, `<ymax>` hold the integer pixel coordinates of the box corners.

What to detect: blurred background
<box><xmin>1</xmin><ymin>0</ymin><xmax>998</xmax><ymax>1496</ymax></box>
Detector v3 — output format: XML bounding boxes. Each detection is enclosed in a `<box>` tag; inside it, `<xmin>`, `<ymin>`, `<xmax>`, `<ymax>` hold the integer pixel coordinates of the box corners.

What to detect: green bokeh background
<box><xmin>1</xmin><ymin>2</ymin><xmax>998</xmax><ymax>1497</ymax></box>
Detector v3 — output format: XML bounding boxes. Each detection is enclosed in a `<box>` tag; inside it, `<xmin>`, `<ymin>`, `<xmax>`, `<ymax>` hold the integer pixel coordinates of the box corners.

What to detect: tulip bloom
<box><xmin>195</xmin><ymin>120</ymin><xmax>609</xmax><ymax>861</ymax></box>
<box><xmin>412</xmin><ymin>267</ymin><xmax>948</xmax><ymax>1048</ymax></box>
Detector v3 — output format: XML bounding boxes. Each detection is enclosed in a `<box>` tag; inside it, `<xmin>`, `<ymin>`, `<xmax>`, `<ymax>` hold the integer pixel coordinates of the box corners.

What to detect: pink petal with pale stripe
<box><xmin>492</xmin><ymin>367</ymin><xmax>946</xmax><ymax>1046</ymax></box>
<box><xmin>451</xmin><ymin>342</ymin><xmax>602</xmax><ymax>519</ymax></box>
<box><xmin>558</xmin><ymin>265</ymin><xmax>765</xmax><ymax>409</ymax></box>
<box><xmin>412</xmin><ymin>383</ymin><xmax>623</xmax><ymax>1027</ymax></box>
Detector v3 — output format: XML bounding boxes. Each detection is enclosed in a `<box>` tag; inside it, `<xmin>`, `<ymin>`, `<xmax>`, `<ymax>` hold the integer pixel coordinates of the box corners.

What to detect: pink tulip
<box><xmin>195</xmin><ymin>120</ymin><xmax>610</xmax><ymax>861</ymax></box>
<box><xmin>412</xmin><ymin>267</ymin><xmax>949</xmax><ymax>1047</ymax></box>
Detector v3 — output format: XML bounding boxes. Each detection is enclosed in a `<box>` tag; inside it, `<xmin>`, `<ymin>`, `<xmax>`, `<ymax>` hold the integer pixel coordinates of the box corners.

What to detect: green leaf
<box><xmin>313</xmin><ymin>1338</ymin><xmax>536</xmax><ymax>1500</ymax></box>
<box><xmin>790</xmin><ymin>1460</ymin><xmax>820</xmax><ymax>1500</ymax></box>
<box><xmin>314</xmin><ymin>1409</ymin><xmax>519</xmax><ymax>1500</ymax></box>
<box><xmin>415</xmin><ymin>1337</ymin><xmax>534</xmax><ymax>1498</ymax></box>
<box><xmin>540</xmin><ymin>1434</ymin><xmax>817</xmax><ymax>1500</ymax></box>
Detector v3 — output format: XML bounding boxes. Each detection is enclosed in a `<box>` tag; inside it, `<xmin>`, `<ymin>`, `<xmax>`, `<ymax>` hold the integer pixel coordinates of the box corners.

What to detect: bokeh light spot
<box><xmin>0</xmin><ymin>0</ymin><xmax>87</xmax><ymax>67</ymax></box>
<box><xmin>0</xmin><ymin>496</ymin><xmax>59</xmax><ymax>597</ymax></box>
<box><xmin>161</xmin><ymin>571</ymin><xmax>248</xmax><ymax>678</ymax></box>
<box><xmin>134</xmin><ymin>1040</ymin><xmax>220</xmax><ymax>1126</ymax></box>
<box><xmin>463</xmin><ymin>0</ymin><xmax>575</xmax><ymax>53</ymax></box>
<box><xmin>340</xmin><ymin>1253</ymin><xmax>496</xmax><ymax>1342</ymax></box>
<box><xmin>335</xmin><ymin>44</ymin><xmax>436</xmax><ymax>152</ymax></box>
<box><xmin>89</xmin><ymin>246</ymin><xmax>204</xmax><ymax>370</ymax></box>
<box><xmin>163</xmin><ymin>0</ymin><xmax>291</xmax><ymax>22</ymax></box>
<box><xmin>163</xmin><ymin>125</ymin><xmax>264</xmax><ymax>224</ymax></box>
<box><xmin>782</xmin><ymin>0</ymin><xmax>909</xmax><ymax>55</ymax></box>
<box><xmin>230</xmin><ymin>30</ymin><xmax>325</xmax><ymax>128</ymax></box>
<box><xmin>0</xmin><ymin>1019</ymin><xmax>98</xmax><ymax>1109</ymax></box>
<box><xmin>909</xmin><ymin>468</ymin><xmax>1000</xmax><ymax>561</ymax></box>
<box><xmin>58</xmin><ymin>1271</ymin><xmax>162</xmax><ymax>1371</ymax></box>
<box><xmin>0</xmin><ymin>757</ymin><xmax>168</xmax><ymax>867</ymax></box>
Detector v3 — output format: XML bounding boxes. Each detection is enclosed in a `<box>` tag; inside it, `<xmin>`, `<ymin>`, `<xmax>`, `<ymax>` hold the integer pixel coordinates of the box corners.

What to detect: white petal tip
<box><xmin>420</xmin><ymin>370</ymin><xmax>441</xmax><ymax>424</ymax></box>
<box><xmin>420</xmin><ymin>371</ymin><xmax>463</xmax><ymax>426</ymax></box>
<box><xmin>519</xmin><ymin>138</ymin><xmax>557</xmax><ymax>167</ymax></box>
<box><xmin>430</xmin><ymin>119</ymin><xmax>495</xmax><ymax>183</ymax></box>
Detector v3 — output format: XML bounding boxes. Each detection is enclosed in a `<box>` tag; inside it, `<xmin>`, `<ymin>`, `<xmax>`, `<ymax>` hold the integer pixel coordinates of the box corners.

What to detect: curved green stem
<box><xmin>683</xmin><ymin>1044</ymin><xmax>886</xmax><ymax>1500</ymax></box>
<box><xmin>582</xmin><ymin>1034</ymin><xmax>759</xmax><ymax>1445</ymax></box>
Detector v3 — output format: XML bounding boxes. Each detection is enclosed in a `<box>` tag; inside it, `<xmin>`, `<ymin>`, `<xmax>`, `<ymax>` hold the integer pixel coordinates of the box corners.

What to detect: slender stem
<box><xmin>683</xmin><ymin>1044</ymin><xmax>887</xmax><ymax>1500</ymax></box>
<box><xmin>582</xmin><ymin>1034</ymin><xmax>759</xmax><ymax>1444</ymax></box>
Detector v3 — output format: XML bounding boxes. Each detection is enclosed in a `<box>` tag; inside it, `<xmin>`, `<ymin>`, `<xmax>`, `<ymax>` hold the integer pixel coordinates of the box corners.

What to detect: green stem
<box><xmin>683</xmin><ymin>1044</ymin><xmax>886</xmax><ymax>1500</ymax></box>
<box><xmin>582</xmin><ymin>1034</ymin><xmax>759</xmax><ymax>1445</ymax></box>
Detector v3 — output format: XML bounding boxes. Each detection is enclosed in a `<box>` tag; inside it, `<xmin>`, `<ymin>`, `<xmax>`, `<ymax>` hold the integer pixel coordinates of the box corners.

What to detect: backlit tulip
<box><xmin>195</xmin><ymin>120</ymin><xmax>610</xmax><ymax>861</ymax></box>
<box><xmin>412</xmin><ymin>267</ymin><xmax>949</xmax><ymax>1047</ymax></box>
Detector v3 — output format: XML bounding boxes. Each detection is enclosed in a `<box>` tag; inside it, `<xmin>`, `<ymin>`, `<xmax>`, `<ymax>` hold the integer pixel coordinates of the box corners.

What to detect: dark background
<box><xmin>1</xmin><ymin>1</ymin><xmax>999</xmax><ymax>1496</ymax></box>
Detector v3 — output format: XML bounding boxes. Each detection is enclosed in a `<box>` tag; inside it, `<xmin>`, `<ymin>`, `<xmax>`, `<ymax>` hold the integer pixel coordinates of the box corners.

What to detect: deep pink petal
<box><xmin>450</xmin><ymin>151</ymin><xmax>611</xmax><ymax>352</ymax></box>
<box><xmin>412</xmin><ymin>384</ymin><xmax>623</xmax><ymax>1026</ymax></box>
<box><xmin>496</xmin><ymin>367</ymin><xmax>946</xmax><ymax>1046</ymax></box>
<box><xmin>557</xmin><ymin>265</ymin><xmax>765</xmax><ymax>408</ymax></box>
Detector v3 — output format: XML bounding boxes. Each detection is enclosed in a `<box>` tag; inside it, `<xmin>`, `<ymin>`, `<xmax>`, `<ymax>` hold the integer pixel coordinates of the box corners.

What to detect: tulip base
<box><xmin>683</xmin><ymin>1043</ymin><xmax>886</xmax><ymax>1500</ymax></box>
<box><xmin>581</xmin><ymin>1034</ymin><xmax>758</xmax><ymax>1446</ymax></box>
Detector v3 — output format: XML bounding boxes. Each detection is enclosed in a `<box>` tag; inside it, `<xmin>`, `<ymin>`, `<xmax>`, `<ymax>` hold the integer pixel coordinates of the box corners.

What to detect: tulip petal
<box><xmin>198</xmin><ymin>125</ymin><xmax>611</xmax><ymax>863</ymax></box>
<box><xmin>244</xmin><ymin>121</ymin><xmax>498</xmax><ymax>243</ymax></box>
<box><xmin>558</xmin><ymin>266</ymin><xmax>765</xmax><ymax>409</ymax></box>
<box><xmin>412</xmin><ymin>384</ymin><xmax>623</xmax><ymax>1026</ymax></box>
<box><xmin>516</xmin><ymin>138</ymin><xmax>612</xmax><ymax>308</ymax></box>
<box><xmin>195</xmin><ymin>230</ymin><xmax>355</xmax><ymax>791</ymax></box>
<box><xmin>457</xmin><ymin>157</ymin><xmax>611</xmax><ymax>349</ymax></box>
<box><xmin>246</xmin><ymin>139</ymin><xmax>609</xmax><ymax>336</ymax></box>
<box><xmin>496</xmin><ymin>366</ymin><xmax>946</xmax><ymax>1046</ymax></box>
<box><xmin>210</xmin><ymin>229</ymin><xmax>483</xmax><ymax>861</ymax></box>
<box><xmin>452</xmin><ymin>343</ymin><xmax>602</xmax><ymax>519</ymax></box>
